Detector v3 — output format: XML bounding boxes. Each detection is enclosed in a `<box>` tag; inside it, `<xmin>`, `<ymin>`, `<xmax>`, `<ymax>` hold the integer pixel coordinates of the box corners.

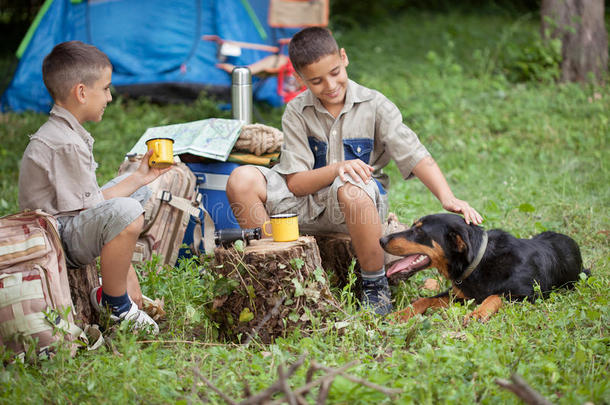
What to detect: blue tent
<box><xmin>1</xmin><ymin>0</ymin><xmax>296</xmax><ymax>113</ymax></box>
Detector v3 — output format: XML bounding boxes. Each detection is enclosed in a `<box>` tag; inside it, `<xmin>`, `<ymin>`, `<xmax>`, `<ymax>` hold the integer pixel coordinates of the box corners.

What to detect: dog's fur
<box><xmin>380</xmin><ymin>213</ymin><xmax>589</xmax><ymax>324</ymax></box>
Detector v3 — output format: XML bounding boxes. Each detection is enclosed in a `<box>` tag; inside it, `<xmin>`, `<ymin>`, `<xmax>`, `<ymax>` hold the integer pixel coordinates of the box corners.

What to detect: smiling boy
<box><xmin>226</xmin><ymin>28</ymin><xmax>482</xmax><ymax>316</ymax></box>
<box><xmin>18</xmin><ymin>41</ymin><xmax>167</xmax><ymax>333</ymax></box>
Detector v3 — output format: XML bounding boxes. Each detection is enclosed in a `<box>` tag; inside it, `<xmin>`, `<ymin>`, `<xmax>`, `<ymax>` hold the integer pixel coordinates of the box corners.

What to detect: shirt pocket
<box><xmin>343</xmin><ymin>138</ymin><xmax>373</xmax><ymax>164</ymax></box>
<box><xmin>308</xmin><ymin>137</ymin><xmax>327</xmax><ymax>169</ymax></box>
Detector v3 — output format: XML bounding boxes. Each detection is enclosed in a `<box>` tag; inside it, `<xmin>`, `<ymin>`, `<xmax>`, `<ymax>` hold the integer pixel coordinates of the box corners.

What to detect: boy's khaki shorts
<box><xmin>256</xmin><ymin>166</ymin><xmax>388</xmax><ymax>234</ymax></box>
<box><xmin>57</xmin><ymin>174</ymin><xmax>151</xmax><ymax>268</ymax></box>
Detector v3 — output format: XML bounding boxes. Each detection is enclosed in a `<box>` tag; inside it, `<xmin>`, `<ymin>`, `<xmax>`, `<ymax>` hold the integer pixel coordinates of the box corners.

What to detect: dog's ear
<box><xmin>450</xmin><ymin>232</ymin><xmax>468</xmax><ymax>252</ymax></box>
<box><xmin>449</xmin><ymin>231</ymin><xmax>474</xmax><ymax>262</ymax></box>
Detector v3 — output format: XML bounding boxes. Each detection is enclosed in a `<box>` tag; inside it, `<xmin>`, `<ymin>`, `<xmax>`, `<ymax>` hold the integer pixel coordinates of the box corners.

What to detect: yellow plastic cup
<box><xmin>146</xmin><ymin>138</ymin><xmax>174</xmax><ymax>169</ymax></box>
<box><xmin>263</xmin><ymin>214</ymin><xmax>299</xmax><ymax>242</ymax></box>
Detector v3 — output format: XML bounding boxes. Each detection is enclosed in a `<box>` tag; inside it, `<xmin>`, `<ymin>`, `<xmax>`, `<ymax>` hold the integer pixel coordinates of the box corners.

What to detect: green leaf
<box><xmin>292</xmin><ymin>278</ymin><xmax>305</xmax><ymax>297</ymax></box>
<box><xmin>239</xmin><ymin>307</ymin><xmax>254</xmax><ymax>323</ymax></box>
<box><xmin>213</xmin><ymin>276</ymin><xmax>239</xmax><ymax>296</ymax></box>
<box><xmin>313</xmin><ymin>267</ymin><xmax>326</xmax><ymax>284</ymax></box>
<box><xmin>518</xmin><ymin>203</ymin><xmax>535</xmax><ymax>213</ymax></box>
<box><xmin>185</xmin><ymin>305</ymin><xmax>200</xmax><ymax>323</ymax></box>
<box><xmin>288</xmin><ymin>312</ymin><xmax>299</xmax><ymax>322</ymax></box>
<box><xmin>246</xmin><ymin>284</ymin><xmax>256</xmax><ymax>300</ymax></box>
<box><xmin>534</xmin><ymin>221</ymin><xmax>547</xmax><ymax>233</ymax></box>
<box><xmin>290</xmin><ymin>258</ymin><xmax>305</xmax><ymax>270</ymax></box>
<box><xmin>234</xmin><ymin>239</ymin><xmax>245</xmax><ymax>252</ymax></box>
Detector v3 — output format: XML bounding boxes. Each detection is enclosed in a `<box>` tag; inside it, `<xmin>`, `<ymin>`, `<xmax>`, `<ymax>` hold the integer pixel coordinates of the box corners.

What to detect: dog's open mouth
<box><xmin>386</xmin><ymin>254</ymin><xmax>431</xmax><ymax>277</ymax></box>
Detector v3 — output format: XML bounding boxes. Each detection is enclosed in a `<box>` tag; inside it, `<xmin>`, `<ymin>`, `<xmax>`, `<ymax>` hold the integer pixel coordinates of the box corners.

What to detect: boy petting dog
<box><xmin>18</xmin><ymin>41</ymin><xmax>168</xmax><ymax>334</ymax></box>
<box><xmin>226</xmin><ymin>27</ymin><xmax>482</xmax><ymax>316</ymax></box>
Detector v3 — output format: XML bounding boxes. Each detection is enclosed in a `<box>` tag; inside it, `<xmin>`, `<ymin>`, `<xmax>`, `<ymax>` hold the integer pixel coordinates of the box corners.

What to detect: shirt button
<box><xmin>331</xmin><ymin>130</ymin><xmax>337</xmax><ymax>136</ymax></box>
<box><xmin>314</xmin><ymin>146</ymin><xmax>318</xmax><ymax>151</ymax></box>
<box><xmin>85</xmin><ymin>192</ymin><xmax>91</xmax><ymax>197</ymax></box>
<box><xmin>357</xmin><ymin>146</ymin><xmax>362</xmax><ymax>153</ymax></box>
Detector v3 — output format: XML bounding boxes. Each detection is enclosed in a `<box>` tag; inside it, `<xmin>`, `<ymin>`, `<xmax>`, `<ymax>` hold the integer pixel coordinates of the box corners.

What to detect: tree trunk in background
<box><xmin>541</xmin><ymin>0</ymin><xmax>608</xmax><ymax>84</ymax></box>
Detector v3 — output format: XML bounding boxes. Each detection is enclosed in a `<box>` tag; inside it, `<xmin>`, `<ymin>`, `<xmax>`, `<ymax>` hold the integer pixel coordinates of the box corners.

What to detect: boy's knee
<box><xmin>337</xmin><ymin>182</ymin><xmax>371</xmax><ymax>205</ymax></box>
<box><xmin>227</xmin><ymin>166</ymin><xmax>266</xmax><ymax>197</ymax></box>
<box><xmin>106</xmin><ymin>197</ymin><xmax>144</xmax><ymax>239</ymax></box>
<box><xmin>123</xmin><ymin>213</ymin><xmax>144</xmax><ymax>236</ymax></box>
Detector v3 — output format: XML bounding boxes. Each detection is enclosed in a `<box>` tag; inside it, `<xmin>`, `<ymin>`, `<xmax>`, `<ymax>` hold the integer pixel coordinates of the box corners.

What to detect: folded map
<box><xmin>127</xmin><ymin>118</ymin><xmax>244</xmax><ymax>161</ymax></box>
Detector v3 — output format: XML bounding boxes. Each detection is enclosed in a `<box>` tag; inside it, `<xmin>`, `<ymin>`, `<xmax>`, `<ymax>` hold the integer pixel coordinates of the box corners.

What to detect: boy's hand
<box><xmin>337</xmin><ymin>159</ymin><xmax>374</xmax><ymax>184</ymax></box>
<box><xmin>136</xmin><ymin>149</ymin><xmax>172</xmax><ymax>185</ymax></box>
<box><xmin>441</xmin><ymin>196</ymin><xmax>483</xmax><ymax>225</ymax></box>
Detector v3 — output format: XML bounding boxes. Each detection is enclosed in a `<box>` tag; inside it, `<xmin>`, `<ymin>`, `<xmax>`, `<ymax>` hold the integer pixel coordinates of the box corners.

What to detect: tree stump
<box><xmin>312</xmin><ymin>233</ymin><xmax>361</xmax><ymax>297</ymax></box>
<box><xmin>212</xmin><ymin>236</ymin><xmax>338</xmax><ymax>343</ymax></box>
<box><xmin>67</xmin><ymin>262</ymin><xmax>100</xmax><ymax>326</ymax></box>
<box><xmin>311</xmin><ymin>213</ymin><xmax>409</xmax><ymax>289</ymax></box>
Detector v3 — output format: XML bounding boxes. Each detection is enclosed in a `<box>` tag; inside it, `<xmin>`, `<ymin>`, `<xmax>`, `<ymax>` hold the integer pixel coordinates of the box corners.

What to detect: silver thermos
<box><xmin>231</xmin><ymin>67</ymin><xmax>252</xmax><ymax>124</ymax></box>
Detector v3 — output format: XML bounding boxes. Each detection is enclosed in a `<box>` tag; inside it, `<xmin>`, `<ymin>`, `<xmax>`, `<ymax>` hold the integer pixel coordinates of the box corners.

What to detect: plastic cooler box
<box><xmin>179</xmin><ymin>162</ymin><xmax>241</xmax><ymax>258</ymax></box>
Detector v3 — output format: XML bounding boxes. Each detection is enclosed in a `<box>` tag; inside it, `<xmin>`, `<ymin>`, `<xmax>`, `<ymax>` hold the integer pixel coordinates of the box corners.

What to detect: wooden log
<box><xmin>312</xmin><ymin>233</ymin><xmax>361</xmax><ymax>296</ymax></box>
<box><xmin>311</xmin><ymin>211</ymin><xmax>409</xmax><ymax>289</ymax></box>
<box><xmin>67</xmin><ymin>262</ymin><xmax>100</xmax><ymax>326</ymax></box>
<box><xmin>212</xmin><ymin>236</ymin><xmax>338</xmax><ymax>343</ymax></box>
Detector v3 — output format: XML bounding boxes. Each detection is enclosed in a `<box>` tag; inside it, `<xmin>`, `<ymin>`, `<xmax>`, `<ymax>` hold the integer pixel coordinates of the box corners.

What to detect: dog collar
<box><xmin>455</xmin><ymin>232</ymin><xmax>488</xmax><ymax>284</ymax></box>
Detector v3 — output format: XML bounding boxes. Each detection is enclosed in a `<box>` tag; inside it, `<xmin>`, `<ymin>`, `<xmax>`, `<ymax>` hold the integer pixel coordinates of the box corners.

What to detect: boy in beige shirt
<box><xmin>227</xmin><ymin>28</ymin><xmax>482</xmax><ymax>316</ymax></box>
<box><xmin>19</xmin><ymin>41</ymin><xmax>168</xmax><ymax>333</ymax></box>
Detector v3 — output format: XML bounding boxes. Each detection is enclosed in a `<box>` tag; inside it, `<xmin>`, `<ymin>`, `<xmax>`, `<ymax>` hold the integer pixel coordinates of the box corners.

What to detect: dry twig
<box><xmin>313</xmin><ymin>362</ymin><xmax>403</xmax><ymax>397</ymax></box>
<box><xmin>191</xmin><ymin>355</ymin><xmax>402</xmax><ymax>405</ymax></box>
<box><xmin>193</xmin><ymin>367</ymin><xmax>238</xmax><ymax>405</ymax></box>
<box><xmin>495</xmin><ymin>374</ymin><xmax>553</xmax><ymax>405</ymax></box>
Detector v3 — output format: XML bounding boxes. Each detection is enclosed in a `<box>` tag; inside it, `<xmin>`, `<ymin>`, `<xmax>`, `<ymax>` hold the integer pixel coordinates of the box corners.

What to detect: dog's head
<box><xmin>380</xmin><ymin>213</ymin><xmax>482</xmax><ymax>282</ymax></box>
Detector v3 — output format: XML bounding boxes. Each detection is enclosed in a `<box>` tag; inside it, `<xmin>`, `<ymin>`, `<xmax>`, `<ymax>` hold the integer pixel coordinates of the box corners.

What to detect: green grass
<box><xmin>1</xmin><ymin>11</ymin><xmax>609</xmax><ymax>404</ymax></box>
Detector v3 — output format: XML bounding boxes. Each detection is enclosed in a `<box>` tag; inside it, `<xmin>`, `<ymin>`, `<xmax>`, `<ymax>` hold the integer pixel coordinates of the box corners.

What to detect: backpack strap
<box><xmin>154</xmin><ymin>190</ymin><xmax>216</xmax><ymax>254</ymax></box>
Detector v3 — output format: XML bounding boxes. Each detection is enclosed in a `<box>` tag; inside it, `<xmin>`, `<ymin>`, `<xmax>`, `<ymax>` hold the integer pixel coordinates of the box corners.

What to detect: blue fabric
<box><xmin>307</xmin><ymin>137</ymin><xmax>327</xmax><ymax>169</ymax></box>
<box><xmin>343</xmin><ymin>138</ymin><xmax>374</xmax><ymax>164</ymax></box>
<box><xmin>101</xmin><ymin>291</ymin><xmax>132</xmax><ymax>315</ymax></box>
<box><xmin>2</xmin><ymin>0</ymin><xmax>298</xmax><ymax>113</ymax></box>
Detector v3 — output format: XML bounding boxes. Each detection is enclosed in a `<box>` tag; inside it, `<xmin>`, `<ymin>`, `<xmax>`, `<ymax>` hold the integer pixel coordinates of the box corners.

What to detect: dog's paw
<box><xmin>462</xmin><ymin>309</ymin><xmax>492</xmax><ymax>326</ymax></box>
<box><xmin>463</xmin><ymin>296</ymin><xmax>502</xmax><ymax>326</ymax></box>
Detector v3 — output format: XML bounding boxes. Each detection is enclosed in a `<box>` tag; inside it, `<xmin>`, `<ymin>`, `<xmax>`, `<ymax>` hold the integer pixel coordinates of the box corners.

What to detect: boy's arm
<box><xmin>412</xmin><ymin>156</ymin><xmax>482</xmax><ymax>225</ymax></box>
<box><xmin>102</xmin><ymin>150</ymin><xmax>170</xmax><ymax>200</ymax></box>
<box><xmin>286</xmin><ymin>159</ymin><xmax>373</xmax><ymax>196</ymax></box>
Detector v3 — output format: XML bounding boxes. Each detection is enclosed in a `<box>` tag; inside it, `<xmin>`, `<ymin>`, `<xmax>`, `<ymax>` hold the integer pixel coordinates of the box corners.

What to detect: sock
<box><xmin>361</xmin><ymin>267</ymin><xmax>386</xmax><ymax>280</ymax></box>
<box><xmin>101</xmin><ymin>291</ymin><xmax>132</xmax><ymax>316</ymax></box>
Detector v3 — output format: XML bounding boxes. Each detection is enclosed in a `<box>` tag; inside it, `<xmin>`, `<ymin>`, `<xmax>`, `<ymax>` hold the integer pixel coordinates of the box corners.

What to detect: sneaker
<box><xmin>90</xmin><ymin>287</ymin><xmax>159</xmax><ymax>334</ymax></box>
<box><xmin>90</xmin><ymin>286</ymin><xmax>103</xmax><ymax>312</ymax></box>
<box><xmin>114</xmin><ymin>302</ymin><xmax>159</xmax><ymax>335</ymax></box>
<box><xmin>361</xmin><ymin>276</ymin><xmax>393</xmax><ymax>316</ymax></box>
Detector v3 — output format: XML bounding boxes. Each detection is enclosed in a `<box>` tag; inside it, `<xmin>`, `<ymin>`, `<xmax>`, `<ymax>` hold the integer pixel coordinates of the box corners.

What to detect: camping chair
<box><xmin>204</xmin><ymin>0</ymin><xmax>329</xmax><ymax>103</ymax></box>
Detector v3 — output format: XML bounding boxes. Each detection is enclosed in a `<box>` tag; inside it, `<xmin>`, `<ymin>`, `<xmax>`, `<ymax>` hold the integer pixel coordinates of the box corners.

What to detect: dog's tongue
<box><xmin>386</xmin><ymin>254</ymin><xmax>429</xmax><ymax>277</ymax></box>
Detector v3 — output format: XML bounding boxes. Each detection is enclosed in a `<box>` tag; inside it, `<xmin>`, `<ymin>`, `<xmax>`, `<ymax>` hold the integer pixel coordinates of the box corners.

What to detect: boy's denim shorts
<box><xmin>57</xmin><ymin>174</ymin><xmax>151</xmax><ymax>268</ymax></box>
<box><xmin>255</xmin><ymin>166</ymin><xmax>388</xmax><ymax>234</ymax></box>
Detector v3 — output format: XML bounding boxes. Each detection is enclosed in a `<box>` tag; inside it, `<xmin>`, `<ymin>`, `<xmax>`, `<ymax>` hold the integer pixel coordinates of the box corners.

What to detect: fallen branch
<box><xmin>239</xmin><ymin>355</ymin><xmax>306</xmax><ymax>405</ymax></box>
<box><xmin>192</xmin><ymin>367</ymin><xmax>238</xmax><ymax>405</ymax></box>
<box><xmin>313</xmin><ymin>362</ymin><xmax>403</xmax><ymax>397</ymax></box>
<box><xmin>267</xmin><ymin>361</ymin><xmax>360</xmax><ymax>405</ymax></box>
<box><xmin>495</xmin><ymin>374</ymin><xmax>553</xmax><ymax>405</ymax></box>
<box><xmin>191</xmin><ymin>355</ymin><xmax>402</xmax><ymax>405</ymax></box>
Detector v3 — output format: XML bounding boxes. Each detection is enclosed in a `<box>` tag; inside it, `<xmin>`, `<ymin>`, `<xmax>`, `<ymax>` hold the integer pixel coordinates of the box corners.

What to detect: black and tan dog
<box><xmin>380</xmin><ymin>213</ymin><xmax>589</xmax><ymax>324</ymax></box>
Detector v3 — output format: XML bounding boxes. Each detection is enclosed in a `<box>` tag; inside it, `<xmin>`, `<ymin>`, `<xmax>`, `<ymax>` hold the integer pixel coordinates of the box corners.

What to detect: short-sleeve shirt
<box><xmin>18</xmin><ymin>105</ymin><xmax>104</xmax><ymax>217</ymax></box>
<box><xmin>274</xmin><ymin>79</ymin><xmax>430</xmax><ymax>190</ymax></box>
